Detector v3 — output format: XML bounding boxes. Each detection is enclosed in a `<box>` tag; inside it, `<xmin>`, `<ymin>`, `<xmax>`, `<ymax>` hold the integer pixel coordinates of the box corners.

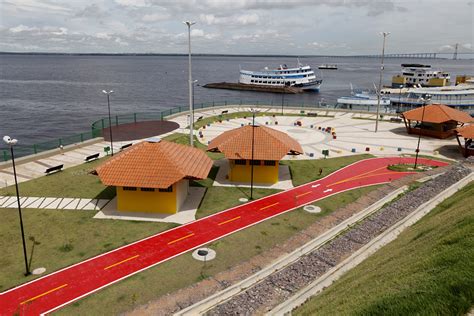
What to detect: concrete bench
<box><xmin>45</xmin><ymin>164</ymin><xmax>63</xmax><ymax>175</ymax></box>
<box><xmin>84</xmin><ymin>153</ymin><xmax>100</xmax><ymax>162</ymax></box>
<box><xmin>120</xmin><ymin>143</ymin><xmax>133</xmax><ymax>151</ymax></box>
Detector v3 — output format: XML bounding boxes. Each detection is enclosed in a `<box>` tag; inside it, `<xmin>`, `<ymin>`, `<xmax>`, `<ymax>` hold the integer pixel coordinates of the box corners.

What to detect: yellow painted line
<box><xmin>328</xmin><ymin>172</ymin><xmax>399</xmax><ymax>187</ymax></box>
<box><xmin>327</xmin><ymin>166</ymin><xmax>388</xmax><ymax>187</ymax></box>
<box><xmin>218</xmin><ymin>216</ymin><xmax>241</xmax><ymax>226</ymax></box>
<box><xmin>167</xmin><ymin>233</ymin><xmax>195</xmax><ymax>245</ymax></box>
<box><xmin>104</xmin><ymin>255</ymin><xmax>140</xmax><ymax>270</ymax></box>
<box><xmin>20</xmin><ymin>284</ymin><xmax>68</xmax><ymax>305</ymax></box>
<box><xmin>296</xmin><ymin>191</ymin><xmax>312</xmax><ymax>198</ymax></box>
<box><xmin>260</xmin><ymin>202</ymin><xmax>279</xmax><ymax>210</ymax></box>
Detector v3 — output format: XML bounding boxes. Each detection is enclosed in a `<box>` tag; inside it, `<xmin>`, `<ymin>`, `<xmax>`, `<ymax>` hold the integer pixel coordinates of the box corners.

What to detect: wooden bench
<box><xmin>390</xmin><ymin>117</ymin><xmax>402</xmax><ymax>123</ymax></box>
<box><xmin>120</xmin><ymin>143</ymin><xmax>133</xmax><ymax>151</ymax></box>
<box><xmin>84</xmin><ymin>153</ymin><xmax>100</xmax><ymax>162</ymax></box>
<box><xmin>307</xmin><ymin>112</ymin><xmax>318</xmax><ymax>117</ymax></box>
<box><xmin>45</xmin><ymin>164</ymin><xmax>63</xmax><ymax>175</ymax></box>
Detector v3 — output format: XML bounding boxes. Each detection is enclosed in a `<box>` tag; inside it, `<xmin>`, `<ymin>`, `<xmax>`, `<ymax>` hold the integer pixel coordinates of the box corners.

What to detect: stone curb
<box><xmin>268</xmin><ymin>172</ymin><xmax>474</xmax><ymax>315</ymax></box>
<box><xmin>175</xmin><ymin>185</ymin><xmax>408</xmax><ymax>316</ymax></box>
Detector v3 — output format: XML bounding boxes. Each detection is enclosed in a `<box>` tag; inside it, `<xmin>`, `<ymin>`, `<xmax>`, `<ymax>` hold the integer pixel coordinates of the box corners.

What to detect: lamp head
<box><xmin>3</xmin><ymin>136</ymin><xmax>18</xmax><ymax>145</ymax></box>
<box><xmin>183</xmin><ymin>21</ymin><xmax>196</xmax><ymax>26</ymax></box>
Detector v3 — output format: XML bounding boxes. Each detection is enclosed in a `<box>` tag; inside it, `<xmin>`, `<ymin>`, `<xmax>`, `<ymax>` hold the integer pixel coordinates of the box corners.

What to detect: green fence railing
<box><xmin>2</xmin><ymin>100</ymin><xmax>338</xmax><ymax>162</ymax></box>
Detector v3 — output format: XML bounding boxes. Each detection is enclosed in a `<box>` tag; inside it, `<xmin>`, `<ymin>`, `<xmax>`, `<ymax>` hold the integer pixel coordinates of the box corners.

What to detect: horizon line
<box><xmin>0</xmin><ymin>51</ymin><xmax>468</xmax><ymax>58</ymax></box>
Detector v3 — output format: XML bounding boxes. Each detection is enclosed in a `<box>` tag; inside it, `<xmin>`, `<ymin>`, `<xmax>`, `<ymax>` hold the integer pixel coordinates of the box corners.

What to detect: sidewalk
<box><xmin>0</xmin><ymin>195</ymin><xmax>109</xmax><ymax>211</ymax></box>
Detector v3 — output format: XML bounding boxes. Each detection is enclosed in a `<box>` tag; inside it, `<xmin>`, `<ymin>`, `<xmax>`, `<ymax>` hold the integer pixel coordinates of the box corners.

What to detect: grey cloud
<box><xmin>74</xmin><ymin>4</ymin><xmax>106</xmax><ymax>19</ymax></box>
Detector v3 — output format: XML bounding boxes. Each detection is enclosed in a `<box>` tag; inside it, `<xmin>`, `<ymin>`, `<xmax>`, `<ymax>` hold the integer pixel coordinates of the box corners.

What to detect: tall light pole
<box><xmin>3</xmin><ymin>136</ymin><xmax>30</xmax><ymax>276</ymax></box>
<box><xmin>193</xmin><ymin>79</ymin><xmax>198</xmax><ymax>125</ymax></box>
<box><xmin>250</xmin><ymin>109</ymin><xmax>259</xmax><ymax>200</ymax></box>
<box><xmin>184</xmin><ymin>21</ymin><xmax>196</xmax><ymax>147</ymax></box>
<box><xmin>375</xmin><ymin>31</ymin><xmax>390</xmax><ymax>133</ymax></box>
<box><xmin>414</xmin><ymin>94</ymin><xmax>431</xmax><ymax>169</ymax></box>
<box><xmin>102</xmin><ymin>90</ymin><xmax>114</xmax><ymax>156</ymax></box>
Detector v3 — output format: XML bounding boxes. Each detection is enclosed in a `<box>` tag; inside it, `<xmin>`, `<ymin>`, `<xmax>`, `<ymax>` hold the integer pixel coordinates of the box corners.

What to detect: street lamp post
<box><xmin>184</xmin><ymin>21</ymin><xmax>196</xmax><ymax>147</ymax></box>
<box><xmin>192</xmin><ymin>79</ymin><xmax>198</xmax><ymax>125</ymax></box>
<box><xmin>414</xmin><ymin>94</ymin><xmax>431</xmax><ymax>169</ymax></box>
<box><xmin>102</xmin><ymin>90</ymin><xmax>114</xmax><ymax>156</ymax></box>
<box><xmin>375</xmin><ymin>32</ymin><xmax>390</xmax><ymax>133</ymax></box>
<box><xmin>250</xmin><ymin>109</ymin><xmax>259</xmax><ymax>200</ymax></box>
<box><xmin>3</xmin><ymin>136</ymin><xmax>30</xmax><ymax>276</ymax></box>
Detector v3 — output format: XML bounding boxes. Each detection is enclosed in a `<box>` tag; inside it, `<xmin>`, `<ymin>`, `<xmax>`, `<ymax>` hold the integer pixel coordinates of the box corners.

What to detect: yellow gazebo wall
<box><xmin>228</xmin><ymin>160</ymin><xmax>279</xmax><ymax>184</ymax></box>
<box><xmin>117</xmin><ymin>183</ymin><xmax>178</xmax><ymax>214</ymax></box>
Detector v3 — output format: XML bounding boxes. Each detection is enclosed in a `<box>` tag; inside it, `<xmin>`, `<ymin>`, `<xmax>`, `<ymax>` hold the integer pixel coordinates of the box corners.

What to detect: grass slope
<box><xmin>295</xmin><ymin>182</ymin><xmax>474</xmax><ymax>316</ymax></box>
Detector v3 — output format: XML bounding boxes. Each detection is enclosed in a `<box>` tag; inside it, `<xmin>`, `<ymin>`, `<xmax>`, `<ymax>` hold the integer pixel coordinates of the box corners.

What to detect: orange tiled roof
<box><xmin>96</xmin><ymin>140</ymin><xmax>212</xmax><ymax>189</ymax></box>
<box><xmin>456</xmin><ymin>124</ymin><xmax>474</xmax><ymax>139</ymax></box>
<box><xmin>402</xmin><ymin>104</ymin><xmax>474</xmax><ymax>124</ymax></box>
<box><xmin>207</xmin><ymin>125</ymin><xmax>303</xmax><ymax>160</ymax></box>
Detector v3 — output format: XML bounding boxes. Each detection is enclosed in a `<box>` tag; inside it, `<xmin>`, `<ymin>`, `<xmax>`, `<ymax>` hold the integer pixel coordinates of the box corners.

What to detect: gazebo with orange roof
<box><xmin>96</xmin><ymin>138</ymin><xmax>212</xmax><ymax>214</ymax></box>
<box><xmin>207</xmin><ymin>125</ymin><xmax>303</xmax><ymax>184</ymax></box>
<box><xmin>455</xmin><ymin>124</ymin><xmax>474</xmax><ymax>157</ymax></box>
<box><xmin>400</xmin><ymin>104</ymin><xmax>473</xmax><ymax>139</ymax></box>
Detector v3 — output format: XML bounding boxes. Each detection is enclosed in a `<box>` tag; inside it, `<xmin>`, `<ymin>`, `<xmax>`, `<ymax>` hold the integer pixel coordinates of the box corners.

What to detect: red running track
<box><xmin>0</xmin><ymin>157</ymin><xmax>447</xmax><ymax>315</ymax></box>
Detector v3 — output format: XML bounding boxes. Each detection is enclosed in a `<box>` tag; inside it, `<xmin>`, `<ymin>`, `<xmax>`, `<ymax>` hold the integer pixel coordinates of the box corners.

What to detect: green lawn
<box><xmin>0</xmin><ymin>157</ymin><xmax>115</xmax><ymax>199</ymax></box>
<box><xmin>0</xmin><ymin>208</ymin><xmax>177</xmax><ymax>291</ymax></box>
<box><xmin>295</xmin><ymin>182</ymin><xmax>474</xmax><ymax>316</ymax></box>
<box><xmin>55</xmin><ymin>185</ymin><xmax>378</xmax><ymax>315</ymax></box>
<box><xmin>281</xmin><ymin>154</ymin><xmax>373</xmax><ymax>187</ymax></box>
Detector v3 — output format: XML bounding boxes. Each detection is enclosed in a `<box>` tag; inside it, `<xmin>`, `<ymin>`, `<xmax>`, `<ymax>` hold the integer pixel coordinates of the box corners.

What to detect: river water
<box><xmin>0</xmin><ymin>54</ymin><xmax>472</xmax><ymax>147</ymax></box>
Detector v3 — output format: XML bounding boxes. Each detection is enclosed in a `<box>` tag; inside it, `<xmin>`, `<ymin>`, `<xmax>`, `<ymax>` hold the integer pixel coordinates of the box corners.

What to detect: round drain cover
<box><xmin>304</xmin><ymin>205</ymin><xmax>322</xmax><ymax>213</ymax></box>
<box><xmin>192</xmin><ymin>248</ymin><xmax>216</xmax><ymax>261</ymax></box>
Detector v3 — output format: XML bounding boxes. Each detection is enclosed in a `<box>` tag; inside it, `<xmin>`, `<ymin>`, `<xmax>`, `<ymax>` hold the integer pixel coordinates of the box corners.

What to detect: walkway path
<box><xmin>0</xmin><ymin>157</ymin><xmax>447</xmax><ymax>315</ymax></box>
<box><xmin>0</xmin><ymin>196</ymin><xmax>109</xmax><ymax>211</ymax></box>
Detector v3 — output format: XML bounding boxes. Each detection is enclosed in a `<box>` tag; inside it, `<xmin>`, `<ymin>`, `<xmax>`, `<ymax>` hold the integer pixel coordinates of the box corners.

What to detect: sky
<box><xmin>0</xmin><ymin>0</ymin><xmax>473</xmax><ymax>55</ymax></box>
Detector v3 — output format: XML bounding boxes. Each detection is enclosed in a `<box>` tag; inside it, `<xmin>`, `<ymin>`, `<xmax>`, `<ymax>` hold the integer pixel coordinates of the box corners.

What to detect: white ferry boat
<box><xmin>337</xmin><ymin>84</ymin><xmax>391</xmax><ymax>109</ymax></box>
<box><xmin>391</xmin><ymin>64</ymin><xmax>451</xmax><ymax>88</ymax></box>
<box><xmin>337</xmin><ymin>90</ymin><xmax>391</xmax><ymax>109</ymax></box>
<box><xmin>239</xmin><ymin>63</ymin><xmax>322</xmax><ymax>91</ymax></box>
<box><xmin>386</xmin><ymin>82</ymin><xmax>474</xmax><ymax>114</ymax></box>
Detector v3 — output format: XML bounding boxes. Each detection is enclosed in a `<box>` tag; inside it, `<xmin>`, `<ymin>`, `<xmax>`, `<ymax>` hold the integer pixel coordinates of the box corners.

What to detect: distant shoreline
<box><xmin>0</xmin><ymin>52</ymin><xmax>468</xmax><ymax>59</ymax></box>
<box><xmin>0</xmin><ymin>52</ymin><xmax>347</xmax><ymax>57</ymax></box>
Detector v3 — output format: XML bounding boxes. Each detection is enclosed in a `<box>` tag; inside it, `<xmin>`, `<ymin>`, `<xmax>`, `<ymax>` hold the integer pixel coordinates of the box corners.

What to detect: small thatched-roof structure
<box><xmin>401</xmin><ymin>104</ymin><xmax>474</xmax><ymax>139</ymax></box>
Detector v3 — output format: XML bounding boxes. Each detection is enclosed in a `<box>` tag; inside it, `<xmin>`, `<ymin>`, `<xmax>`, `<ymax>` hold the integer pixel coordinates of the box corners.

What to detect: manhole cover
<box><xmin>239</xmin><ymin>198</ymin><xmax>249</xmax><ymax>203</ymax></box>
<box><xmin>304</xmin><ymin>205</ymin><xmax>322</xmax><ymax>213</ymax></box>
<box><xmin>32</xmin><ymin>267</ymin><xmax>46</xmax><ymax>275</ymax></box>
<box><xmin>192</xmin><ymin>248</ymin><xmax>216</xmax><ymax>262</ymax></box>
